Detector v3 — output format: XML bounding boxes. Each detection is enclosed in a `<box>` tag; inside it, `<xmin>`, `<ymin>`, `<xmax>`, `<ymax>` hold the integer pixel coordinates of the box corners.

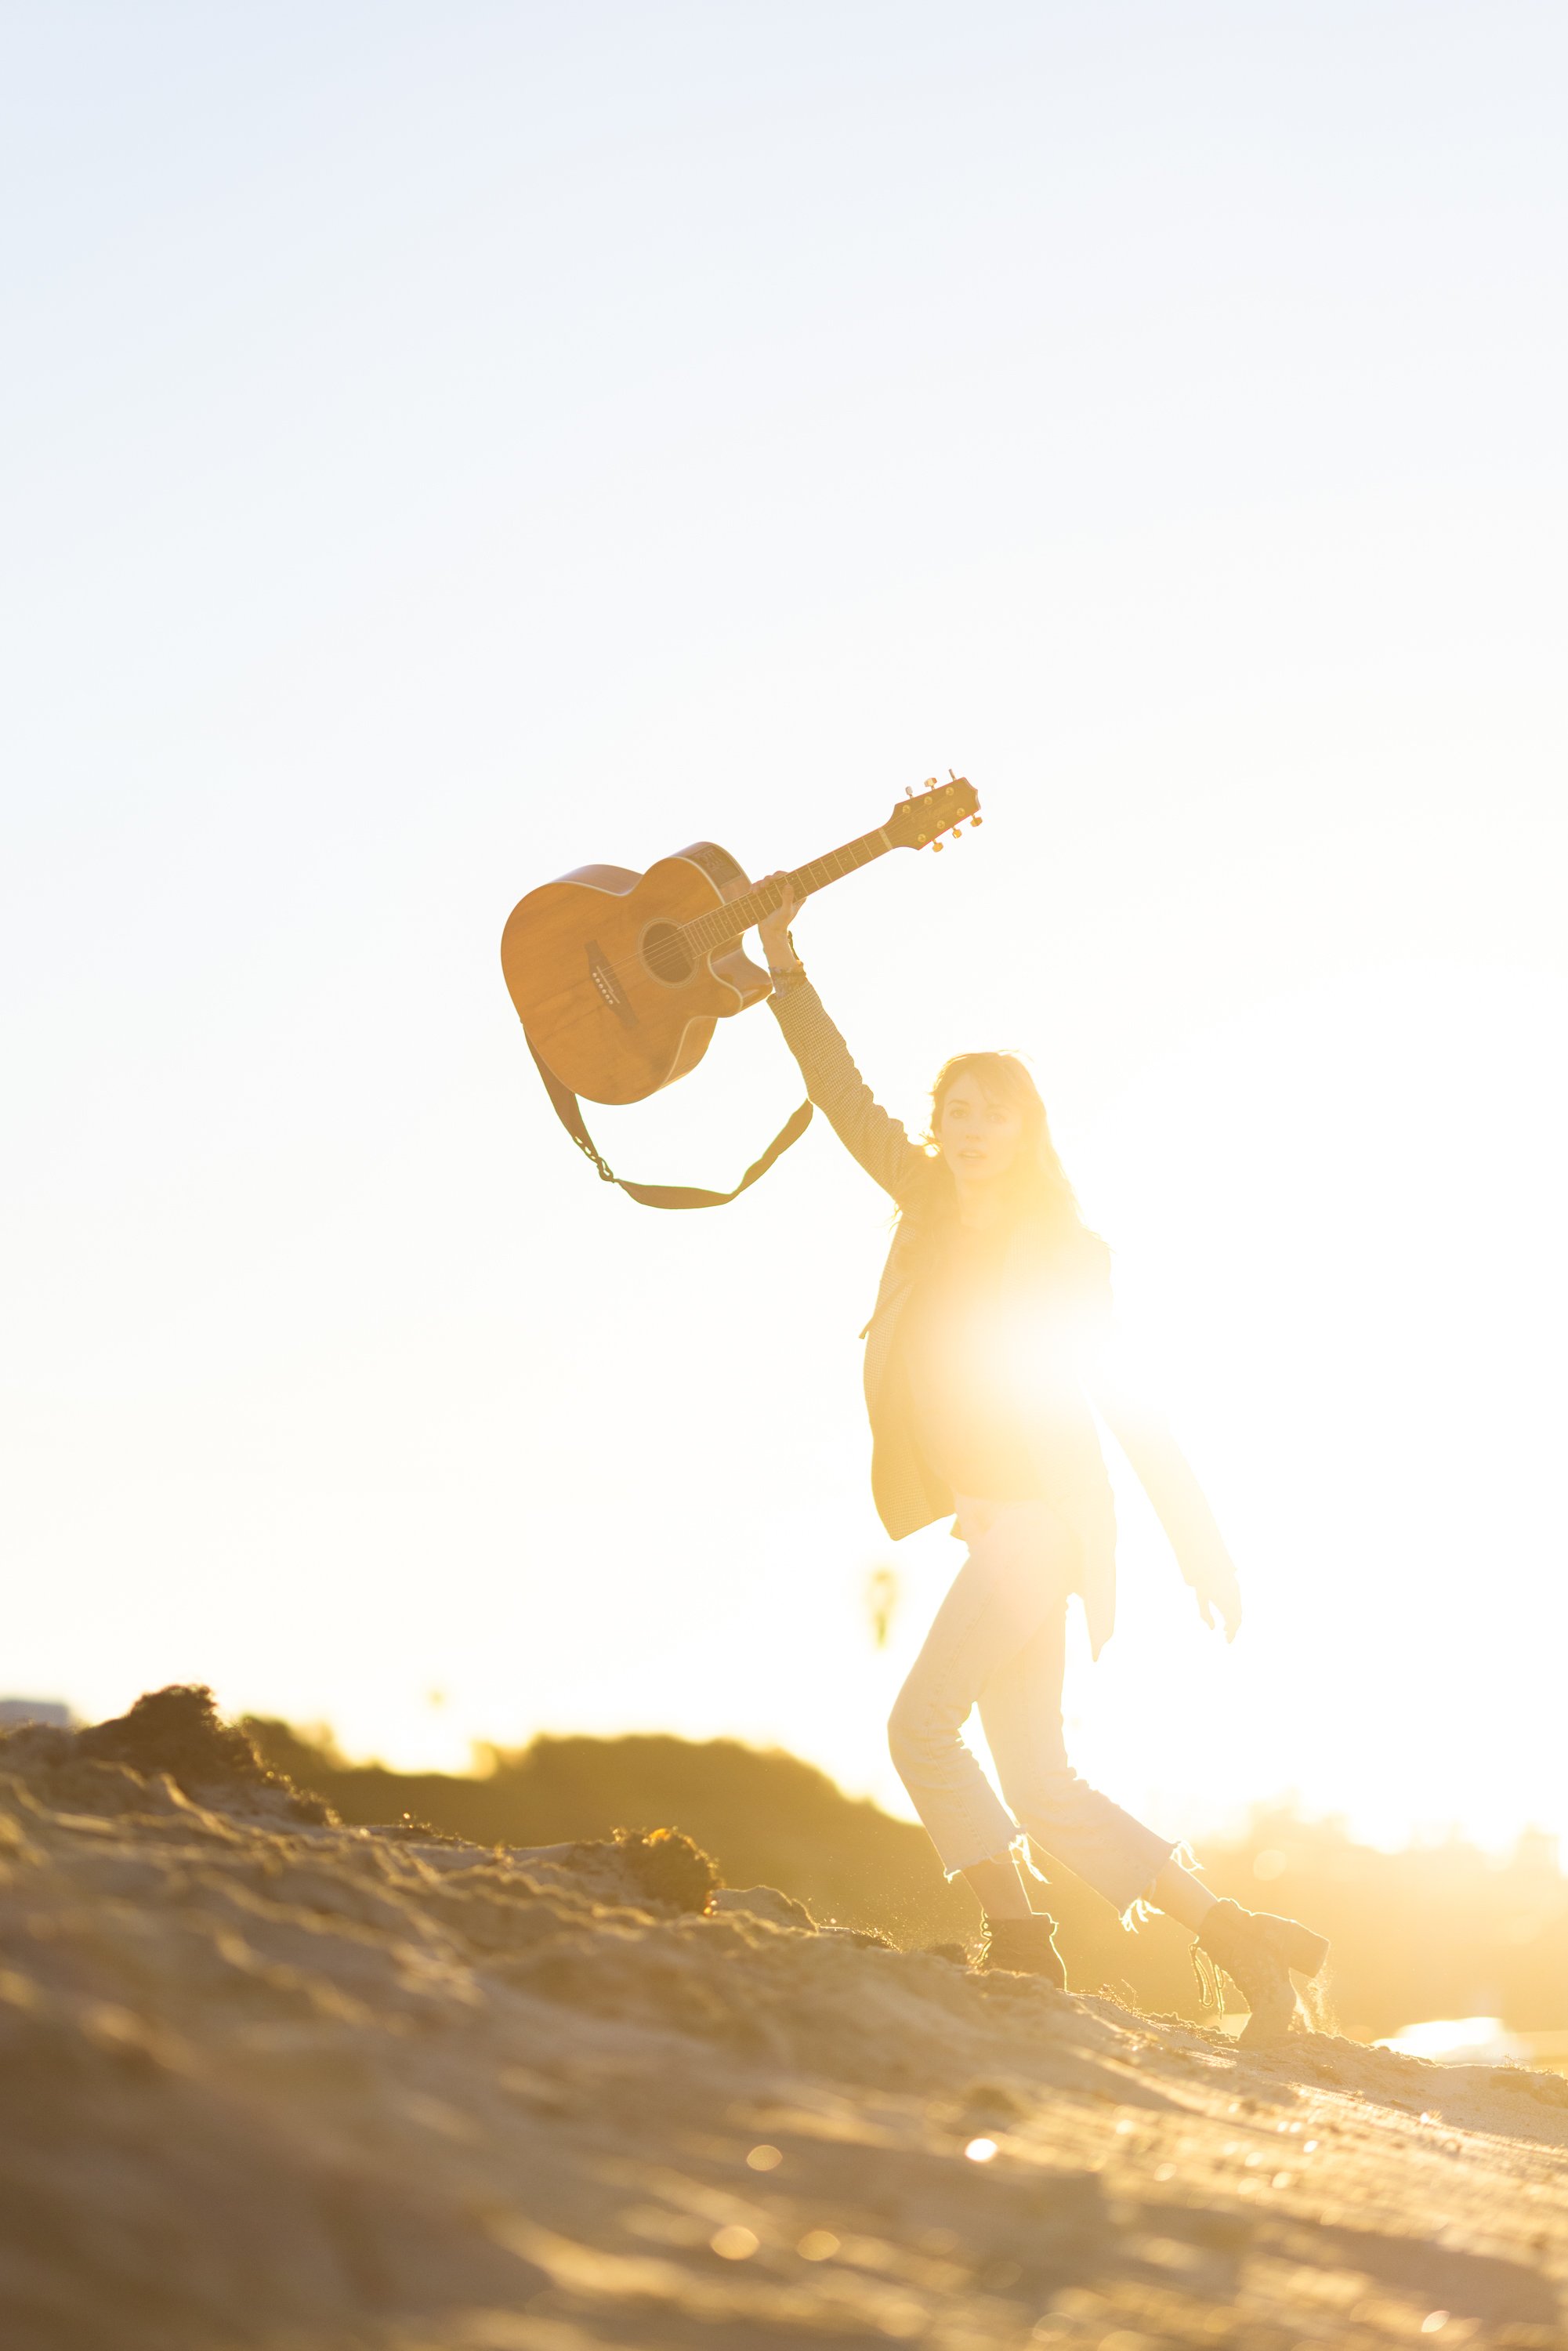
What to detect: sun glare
<box><xmin>1056</xmin><ymin>959</ymin><xmax>1568</xmax><ymax>1852</ymax></box>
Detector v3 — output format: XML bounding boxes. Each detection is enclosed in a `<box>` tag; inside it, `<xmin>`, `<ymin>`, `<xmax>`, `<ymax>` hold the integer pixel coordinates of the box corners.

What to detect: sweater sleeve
<box><xmin>1087</xmin><ymin>1340</ymin><xmax>1240</xmax><ymax>1600</ymax></box>
<box><xmin>767</xmin><ymin>980</ymin><xmax>928</xmax><ymax>1202</ymax></box>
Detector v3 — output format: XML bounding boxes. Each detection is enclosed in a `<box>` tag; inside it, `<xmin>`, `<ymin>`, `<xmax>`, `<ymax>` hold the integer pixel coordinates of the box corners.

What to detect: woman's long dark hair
<box><xmin>902</xmin><ymin>1050</ymin><xmax>1110</xmax><ymax>1296</ymax></box>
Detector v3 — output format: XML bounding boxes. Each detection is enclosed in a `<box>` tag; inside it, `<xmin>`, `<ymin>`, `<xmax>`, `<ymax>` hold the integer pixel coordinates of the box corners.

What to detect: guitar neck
<box><xmin>683</xmin><ymin>827</ymin><xmax>893</xmax><ymax>955</ymax></box>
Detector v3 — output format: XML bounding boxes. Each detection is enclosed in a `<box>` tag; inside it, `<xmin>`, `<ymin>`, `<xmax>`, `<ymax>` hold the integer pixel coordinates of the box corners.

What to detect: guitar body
<box><xmin>501</xmin><ymin>842</ymin><xmax>772</xmax><ymax>1104</ymax></box>
<box><xmin>500</xmin><ymin>776</ymin><xmax>980</xmax><ymax>1113</ymax></box>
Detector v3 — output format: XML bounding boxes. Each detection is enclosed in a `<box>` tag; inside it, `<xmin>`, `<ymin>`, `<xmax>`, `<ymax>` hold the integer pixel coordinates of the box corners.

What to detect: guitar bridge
<box><xmin>586</xmin><ymin>939</ymin><xmax>637</xmax><ymax>1028</ymax></box>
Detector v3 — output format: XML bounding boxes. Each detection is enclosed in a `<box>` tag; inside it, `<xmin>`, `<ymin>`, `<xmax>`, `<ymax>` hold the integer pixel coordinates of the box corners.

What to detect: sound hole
<box><xmin>643</xmin><ymin>921</ymin><xmax>694</xmax><ymax>985</ymax></box>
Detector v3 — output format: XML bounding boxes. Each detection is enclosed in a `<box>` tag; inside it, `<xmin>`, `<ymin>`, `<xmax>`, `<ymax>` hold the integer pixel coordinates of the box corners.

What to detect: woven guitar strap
<box><xmin>527</xmin><ymin>1035</ymin><xmax>813</xmax><ymax>1209</ymax></box>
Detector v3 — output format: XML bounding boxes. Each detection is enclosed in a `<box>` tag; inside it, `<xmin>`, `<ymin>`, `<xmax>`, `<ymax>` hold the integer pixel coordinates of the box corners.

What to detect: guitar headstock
<box><xmin>884</xmin><ymin>773</ymin><xmax>982</xmax><ymax>853</ymax></box>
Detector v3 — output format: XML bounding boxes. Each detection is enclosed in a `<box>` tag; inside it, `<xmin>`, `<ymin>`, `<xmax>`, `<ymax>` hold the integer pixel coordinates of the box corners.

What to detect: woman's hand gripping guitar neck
<box><xmin>755</xmin><ymin>871</ymin><xmax>806</xmax><ymax>985</ymax></box>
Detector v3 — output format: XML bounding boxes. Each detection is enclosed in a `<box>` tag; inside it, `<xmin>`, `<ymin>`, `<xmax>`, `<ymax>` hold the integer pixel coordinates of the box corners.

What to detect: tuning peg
<box><xmin>904</xmin><ymin>785</ymin><xmax>914</xmax><ymax>798</ymax></box>
<box><xmin>971</xmin><ymin>814</ymin><xmax>983</xmax><ymax>828</ymax></box>
<box><xmin>932</xmin><ymin>839</ymin><xmax>944</xmax><ymax>852</ymax></box>
<box><xmin>950</xmin><ymin>827</ymin><xmax>961</xmax><ymax>840</ymax></box>
<box><xmin>923</xmin><ymin>777</ymin><xmax>937</xmax><ymax>791</ymax></box>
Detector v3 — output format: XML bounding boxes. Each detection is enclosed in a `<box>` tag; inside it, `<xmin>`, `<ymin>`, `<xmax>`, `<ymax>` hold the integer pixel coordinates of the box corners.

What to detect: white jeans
<box><xmin>888</xmin><ymin>1496</ymin><xmax>1175</xmax><ymax>1921</ymax></box>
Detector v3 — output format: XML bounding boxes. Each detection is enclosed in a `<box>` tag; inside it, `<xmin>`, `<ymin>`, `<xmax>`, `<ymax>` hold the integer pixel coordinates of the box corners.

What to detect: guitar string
<box><xmin>541</xmin><ymin>848</ymin><xmax>876</xmax><ymax>998</ymax></box>
<box><xmin>535</xmin><ymin>892</ymin><xmax>803</xmax><ymax>1001</ymax></box>
<box><xmin>535</xmin><ymin>862</ymin><xmax>939</xmax><ymax>1003</ymax></box>
<box><xmin>531</xmin><ymin>810</ymin><xmax>971</xmax><ymax>1002</ymax></box>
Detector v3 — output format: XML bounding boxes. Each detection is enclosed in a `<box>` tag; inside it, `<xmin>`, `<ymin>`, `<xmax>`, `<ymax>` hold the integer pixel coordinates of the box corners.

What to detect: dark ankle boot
<box><xmin>1196</xmin><ymin>1899</ymin><xmax>1330</xmax><ymax>2046</ymax></box>
<box><xmin>979</xmin><ymin>1914</ymin><xmax>1066</xmax><ymax>1987</ymax></box>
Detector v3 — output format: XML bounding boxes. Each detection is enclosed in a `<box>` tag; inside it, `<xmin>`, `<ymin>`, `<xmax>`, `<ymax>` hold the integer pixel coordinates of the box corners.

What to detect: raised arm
<box><xmin>755</xmin><ymin>875</ymin><xmax>926</xmax><ymax>1202</ymax></box>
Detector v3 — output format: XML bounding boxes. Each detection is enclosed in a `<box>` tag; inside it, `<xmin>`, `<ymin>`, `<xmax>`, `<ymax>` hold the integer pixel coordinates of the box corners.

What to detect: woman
<box><xmin>756</xmin><ymin>879</ymin><xmax>1327</xmax><ymax>2045</ymax></box>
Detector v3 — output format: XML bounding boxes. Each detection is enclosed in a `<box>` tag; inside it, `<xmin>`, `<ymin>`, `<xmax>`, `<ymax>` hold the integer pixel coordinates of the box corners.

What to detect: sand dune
<box><xmin>3</xmin><ymin>1691</ymin><xmax>1567</xmax><ymax>2350</ymax></box>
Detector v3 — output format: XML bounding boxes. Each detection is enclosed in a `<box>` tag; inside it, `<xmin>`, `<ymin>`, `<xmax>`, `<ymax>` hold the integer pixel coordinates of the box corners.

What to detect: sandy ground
<box><xmin>4</xmin><ymin>1699</ymin><xmax>1568</xmax><ymax>2351</ymax></box>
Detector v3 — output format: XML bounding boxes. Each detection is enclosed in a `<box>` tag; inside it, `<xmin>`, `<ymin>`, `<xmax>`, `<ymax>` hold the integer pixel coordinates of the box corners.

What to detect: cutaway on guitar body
<box><xmin>500</xmin><ymin>842</ymin><xmax>767</xmax><ymax>1105</ymax></box>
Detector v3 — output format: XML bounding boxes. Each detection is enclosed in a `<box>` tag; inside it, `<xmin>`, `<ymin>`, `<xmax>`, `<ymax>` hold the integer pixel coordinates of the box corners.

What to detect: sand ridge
<box><xmin>2</xmin><ymin>1691</ymin><xmax>1566</xmax><ymax>2350</ymax></box>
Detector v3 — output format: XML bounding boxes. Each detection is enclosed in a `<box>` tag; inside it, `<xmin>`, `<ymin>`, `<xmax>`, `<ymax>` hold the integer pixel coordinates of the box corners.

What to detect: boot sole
<box><xmin>1238</xmin><ymin>1990</ymin><xmax>1303</xmax><ymax>2048</ymax></box>
<box><xmin>979</xmin><ymin>1959</ymin><xmax>1067</xmax><ymax>1989</ymax></box>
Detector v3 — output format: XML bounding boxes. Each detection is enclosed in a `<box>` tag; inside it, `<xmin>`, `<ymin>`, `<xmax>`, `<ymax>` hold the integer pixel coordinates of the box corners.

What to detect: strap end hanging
<box><xmin>525</xmin><ymin>1032</ymin><xmax>812</xmax><ymax>1210</ymax></box>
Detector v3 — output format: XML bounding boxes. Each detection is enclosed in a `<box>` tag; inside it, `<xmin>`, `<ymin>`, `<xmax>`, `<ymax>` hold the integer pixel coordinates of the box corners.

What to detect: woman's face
<box><xmin>936</xmin><ymin>1077</ymin><xmax>1023</xmax><ymax>1186</ymax></box>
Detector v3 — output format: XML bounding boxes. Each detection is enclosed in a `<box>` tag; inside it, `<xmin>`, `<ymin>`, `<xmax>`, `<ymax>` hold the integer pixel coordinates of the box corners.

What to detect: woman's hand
<box><xmin>755</xmin><ymin>870</ymin><xmax>802</xmax><ymax>971</ymax></box>
<box><xmin>1194</xmin><ymin>1571</ymin><xmax>1243</xmax><ymax>1643</ymax></box>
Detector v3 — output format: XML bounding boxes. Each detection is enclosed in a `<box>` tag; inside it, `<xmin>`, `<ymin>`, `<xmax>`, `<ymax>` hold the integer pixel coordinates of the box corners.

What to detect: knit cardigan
<box><xmin>767</xmin><ymin>977</ymin><xmax>1240</xmax><ymax>1656</ymax></box>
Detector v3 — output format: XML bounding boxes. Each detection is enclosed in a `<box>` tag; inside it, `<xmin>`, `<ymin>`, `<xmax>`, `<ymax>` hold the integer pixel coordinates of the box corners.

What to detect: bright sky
<box><xmin>5</xmin><ymin>4</ymin><xmax>1566</xmax><ymax>1857</ymax></box>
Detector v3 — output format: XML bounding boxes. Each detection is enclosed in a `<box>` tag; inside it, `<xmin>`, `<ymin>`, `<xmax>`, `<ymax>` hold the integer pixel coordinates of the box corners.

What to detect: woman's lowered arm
<box><xmin>1086</xmin><ymin>1331</ymin><xmax>1244</xmax><ymax>1640</ymax></box>
<box><xmin>755</xmin><ymin>874</ymin><xmax>927</xmax><ymax>1202</ymax></box>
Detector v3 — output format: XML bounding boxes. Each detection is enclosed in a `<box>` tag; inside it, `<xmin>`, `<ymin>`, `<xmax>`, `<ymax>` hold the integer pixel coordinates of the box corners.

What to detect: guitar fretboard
<box><xmin>681</xmin><ymin>828</ymin><xmax>893</xmax><ymax>955</ymax></box>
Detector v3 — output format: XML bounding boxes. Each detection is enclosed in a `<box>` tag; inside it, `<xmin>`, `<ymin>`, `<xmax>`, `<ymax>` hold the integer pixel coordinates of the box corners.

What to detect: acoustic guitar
<box><xmin>502</xmin><ymin>773</ymin><xmax>981</xmax><ymax>1105</ymax></box>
